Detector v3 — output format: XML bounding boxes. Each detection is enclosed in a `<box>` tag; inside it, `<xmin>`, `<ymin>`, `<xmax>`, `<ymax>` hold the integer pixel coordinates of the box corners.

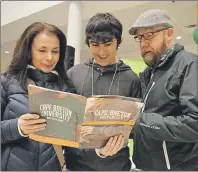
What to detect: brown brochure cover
<box><xmin>79</xmin><ymin>95</ymin><xmax>142</xmax><ymax>149</ymax></box>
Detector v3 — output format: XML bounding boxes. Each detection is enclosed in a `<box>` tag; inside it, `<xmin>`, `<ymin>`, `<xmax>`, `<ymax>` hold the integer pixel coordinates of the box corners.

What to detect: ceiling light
<box><xmin>176</xmin><ymin>36</ymin><xmax>182</xmax><ymax>40</ymax></box>
<box><xmin>5</xmin><ymin>51</ymin><xmax>9</xmax><ymax>54</ymax></box>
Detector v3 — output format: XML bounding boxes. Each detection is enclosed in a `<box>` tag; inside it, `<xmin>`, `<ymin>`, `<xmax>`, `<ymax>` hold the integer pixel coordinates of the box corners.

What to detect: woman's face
<box><xmin>31</xmin><ymin>32</ymin><xmax>60</xmax><ymax>73</ymax></box>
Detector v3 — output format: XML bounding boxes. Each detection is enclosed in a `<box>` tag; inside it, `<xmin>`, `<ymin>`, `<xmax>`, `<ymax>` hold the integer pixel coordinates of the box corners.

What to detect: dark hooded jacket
<box><xmin>1</xmin><ymin>67</ymin><xmax>74</xmax><ymax>171</ymax></box>
<box><xmin>64</xmin><ymin>59</ymin><xmax>141</xmax><ymax>171</ymax></box>
<box><xmin>133</xmin><ymin>43</ymin><xmax>198</xmax><ymax>171</ymax></box>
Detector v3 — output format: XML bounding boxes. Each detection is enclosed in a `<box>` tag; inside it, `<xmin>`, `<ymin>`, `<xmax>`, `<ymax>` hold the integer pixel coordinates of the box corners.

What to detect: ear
<box><xmin>166</xmin><ymin>28</ymin><xmax>174</xmax><ymax>42</ymax></box>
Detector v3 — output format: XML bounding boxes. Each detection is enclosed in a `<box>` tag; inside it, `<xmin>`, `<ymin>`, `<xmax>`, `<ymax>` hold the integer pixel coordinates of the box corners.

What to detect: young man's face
<box><xmin>88</xmin><ymin>38</ymin><xmax>118</xmax><ymax>67</ymax></box>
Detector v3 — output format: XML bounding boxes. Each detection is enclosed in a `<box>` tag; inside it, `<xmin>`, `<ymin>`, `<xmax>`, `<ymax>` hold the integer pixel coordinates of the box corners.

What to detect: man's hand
<box><xmin>98</xmin><ymin>135</ymin><xmax>124</xmax><ymax>156</ymax></box>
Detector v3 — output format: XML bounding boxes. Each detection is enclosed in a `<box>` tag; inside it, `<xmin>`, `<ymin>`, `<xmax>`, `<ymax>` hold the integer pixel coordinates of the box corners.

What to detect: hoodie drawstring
<box><xmin>116</xmin><ymin>67</ymin><xmax>121</xmax><ymax>95</ymax></box>
<box><xmin>80</xmin><ymin>60</ymin><xmax>91</xmax><ymax>95</ymax></box>
<box><xmin>91</xmin><ymin>60</ymin><xmax>95</xmax><ymax>96</ymax></box>
<box><xmin>107</xmin><ymin>62</ymin><xmax>118</xmax><ymax>95</ymax></box>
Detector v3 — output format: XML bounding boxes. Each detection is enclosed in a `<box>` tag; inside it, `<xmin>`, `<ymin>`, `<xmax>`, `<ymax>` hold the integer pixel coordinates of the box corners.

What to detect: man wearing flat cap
<box><xmin>129</xmin><ymin>9</ymin><xmax>198</xmax><ymax>171</ymax></box>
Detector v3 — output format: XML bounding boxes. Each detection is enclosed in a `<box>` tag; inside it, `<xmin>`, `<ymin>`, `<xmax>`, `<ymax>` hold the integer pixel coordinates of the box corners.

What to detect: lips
<box><xmin>43</xmin><ymin>64</ymin><xmax>54</xmax><ymax>68</ymax></box>
<box><xmin>99</xmin><ymin>56</ymin><xmax>107</xmax><ymax>59</ymax></box>
<box><xmin>143</xmin><ymin>51</ymin><xmax>152</xmax><ymax>57</ymax></box>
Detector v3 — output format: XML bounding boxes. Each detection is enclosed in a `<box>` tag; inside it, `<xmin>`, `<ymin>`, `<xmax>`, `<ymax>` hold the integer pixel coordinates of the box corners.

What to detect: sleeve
<box><xmin>66</xmin><ymin>67</ymin><xmax>73</xmax><ymax>81</ymax></box>
<box><xmin>95</xmin><ymin>148</ymin><xmax>107</xmax><ymax>158</ymax></box>
<box><xmin>134</xmin><ymin>61</ymin><xmax>198</xmax><ymax>142</ymax></box>
<box><xmin>1</xmin><ymin>75</ymin><xmax>7</xmax><ymax>116</ymax></box>
<box><xmin>18</xmin><ymin>122</ymin><xmax>28</xmax><ymax>137</ymax></box>
<box><xmin>1</xmin><ymin>75</ymin><xmax>25</xmax><ymax>144</ymax></box>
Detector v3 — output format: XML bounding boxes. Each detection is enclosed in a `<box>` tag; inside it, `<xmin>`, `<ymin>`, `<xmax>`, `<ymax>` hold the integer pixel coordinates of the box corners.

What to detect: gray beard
<box><xmin>143</xmin><ymin>41</ymin><xmax>168</xmax><ymax>68</ymax></box>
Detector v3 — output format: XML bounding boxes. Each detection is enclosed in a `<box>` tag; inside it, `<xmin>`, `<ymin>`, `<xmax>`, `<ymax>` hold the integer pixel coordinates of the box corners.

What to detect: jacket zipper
<box><xmin>141</xmin><ymin>81</ymin><xmax>155</xmax><ymax>112</ymax></box>
<box><xmin>163</xmin><ymin>141</ymin><xmax>171</xmax><ymax>170</ymax></box>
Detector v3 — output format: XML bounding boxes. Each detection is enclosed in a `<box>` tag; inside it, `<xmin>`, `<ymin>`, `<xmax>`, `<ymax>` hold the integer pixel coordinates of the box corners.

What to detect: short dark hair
<box><xmin>85</xmin><ymin>13</ymin><xmax>122</xmax><ymax>48</ymax></box>
<box><xmin>5</xmin><ymin>22</ymin><xmax>70</xmax><ymax>90</ymax></box>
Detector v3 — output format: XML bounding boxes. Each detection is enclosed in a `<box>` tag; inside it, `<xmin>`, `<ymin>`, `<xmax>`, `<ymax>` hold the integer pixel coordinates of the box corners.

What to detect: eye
<box><xmin>39</xmin><ymin>49</ymin><xmax>46</xmax><ymax>53</ymax></box>
<box><xmin>104</xmin><ymin>43</ymin><xmax>111</xmax><ymax>46</ymax></box>
<box><xmin>134</xmin><ymin>36</ymin><xmax>141</xmax><ymax>42</ymax></box>
<box><xmin>91</xmin><ymin>43</ymin><xmax>99</xmax><ymax>47</ymax></box>
<box><xmin>144</xmin><ymin>32</ymin><xmax>153</xmax><ymax>39</ymax></box>
<box><xmin>52</xmin><ymin>50</ymin><xmax>59</xmax><ymax>54</ymax></box>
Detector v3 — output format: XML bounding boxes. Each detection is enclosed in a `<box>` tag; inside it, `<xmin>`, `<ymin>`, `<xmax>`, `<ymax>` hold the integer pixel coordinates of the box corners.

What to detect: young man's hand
<box><xmin>97</xmin><ymin>135</ymin><xmax>124</xmax><ymax>157</ymax></box>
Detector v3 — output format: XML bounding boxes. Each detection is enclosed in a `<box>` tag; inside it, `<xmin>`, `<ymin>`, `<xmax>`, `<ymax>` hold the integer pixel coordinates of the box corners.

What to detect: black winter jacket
<box><xmin>1</xmin><ymin>67</ymin><xmax>73</xmax><ymax>171</ymax></box>
<box><xmin>64</xmin><ymin>59</ymin><xmax>142</xmax><ymax>171</ymax></box>
<box><xmin>133</xmin><ymin>44</ymin><xmax>198</xmax><ymax>170</ymax></box>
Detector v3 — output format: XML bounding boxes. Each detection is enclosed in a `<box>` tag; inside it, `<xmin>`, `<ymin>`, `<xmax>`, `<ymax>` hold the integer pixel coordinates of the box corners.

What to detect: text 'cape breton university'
<box><xmin>28</xmin><ymin>85</ymin><xmax>142</xmax><ymax>148</ymax></box>
<box><xmin>28</xmin><ymin>85</ymin><xmax>86</xmax><ymax>148</ymax></box>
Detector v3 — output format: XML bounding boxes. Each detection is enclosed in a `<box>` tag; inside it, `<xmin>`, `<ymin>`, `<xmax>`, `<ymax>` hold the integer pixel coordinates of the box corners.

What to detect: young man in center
<box><xmin>64</xmin><ymin>12</ymin><xmax>141</xmax><ymax>171</ymax></box>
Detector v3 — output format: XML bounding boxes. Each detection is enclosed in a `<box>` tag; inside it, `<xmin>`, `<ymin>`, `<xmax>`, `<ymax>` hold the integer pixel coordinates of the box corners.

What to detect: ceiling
<box><xmin>1</xmin><ymin>1</ymin><xmax>197</xmax><ymax>73</ymax></box>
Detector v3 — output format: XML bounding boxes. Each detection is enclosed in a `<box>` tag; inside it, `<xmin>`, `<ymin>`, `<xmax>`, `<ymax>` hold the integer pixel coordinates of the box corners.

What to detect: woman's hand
<box><xmin>18</xmin><ymin>114</ymin><xmax>46</xmax><ymax>135</ymax></box>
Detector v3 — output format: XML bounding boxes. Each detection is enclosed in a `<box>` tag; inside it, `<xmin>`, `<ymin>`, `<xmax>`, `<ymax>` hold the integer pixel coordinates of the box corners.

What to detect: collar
<box><xmin>27</xmin><ymin>65</ymin><xmax>59</xmax><ymax>82</ymax></box>
<box><xmin>27</xmin><ymin>65</ymin><xmax>58</xmax><ymax>76</ymax></box>
<box><xmin>155</xmin><ymin>43</ymin><xmax>184</xmax><ymax>69</ymax></box>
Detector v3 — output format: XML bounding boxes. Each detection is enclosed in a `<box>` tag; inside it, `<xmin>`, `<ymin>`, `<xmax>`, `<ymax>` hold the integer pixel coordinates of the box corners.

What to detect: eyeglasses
<box><xmin>134</xmin><ymin>28</ymin><xmax>169</xmax><ymax>42</ymax></box>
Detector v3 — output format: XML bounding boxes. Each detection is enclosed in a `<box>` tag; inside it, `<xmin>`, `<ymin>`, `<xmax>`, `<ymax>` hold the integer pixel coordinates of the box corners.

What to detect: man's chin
<box><xmin>143</xmin><ymin>58</ymin><xmax>154</xmax><ymax>68</ymax></box>
<box><xmin>98</xmin><ymin>62</ymin><xmax>109</xmax><ymax>67</ymax></box>
<box><xmin>94</xmin><ymin>59</ymin><xmax>108</xmax><ymax>67</ymax></box>
<box><xmin>143</xmin><ymin>54</ymin><xmax>153</xmax><ymax>61</ymax></box>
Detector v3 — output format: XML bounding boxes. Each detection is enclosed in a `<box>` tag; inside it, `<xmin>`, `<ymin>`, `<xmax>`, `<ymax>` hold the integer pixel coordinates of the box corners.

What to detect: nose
<box><xmin>46</xmin><ymin>52</ymin><xmax>53</xmax><ymax>61</ymax></box>
<box><xmin>97</xmin><ymin>45</ymin><xmax>105</xmax><ymax>57</ymax></box>
<box><xmin>140</xmin><ymin>38</ymin><xmax>149</xmax><ymax>49</ymax></box>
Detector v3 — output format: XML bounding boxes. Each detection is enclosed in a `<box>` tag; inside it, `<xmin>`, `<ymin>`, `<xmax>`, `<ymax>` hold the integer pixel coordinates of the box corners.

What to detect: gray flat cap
<box><xmin>129</xmin><ymin>9</ymin><xmax>173</xmax><ymax>35</ymax></box>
